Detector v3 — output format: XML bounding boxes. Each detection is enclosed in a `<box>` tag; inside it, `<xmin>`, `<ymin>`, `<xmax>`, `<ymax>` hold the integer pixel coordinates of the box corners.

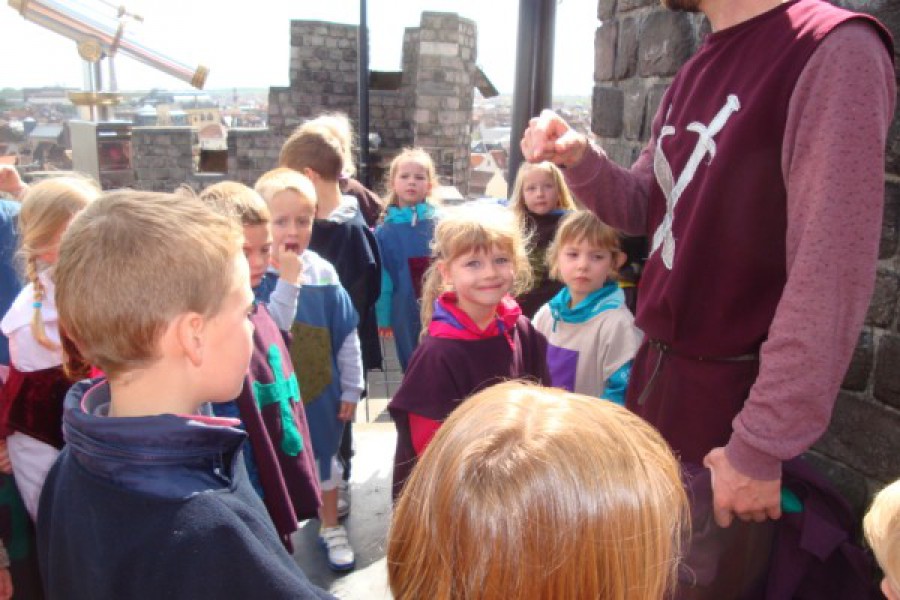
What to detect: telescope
<box><xmin>8</xmin><ymin>0</ymin><xmax>208</xmax><ymax>90</ymax></box>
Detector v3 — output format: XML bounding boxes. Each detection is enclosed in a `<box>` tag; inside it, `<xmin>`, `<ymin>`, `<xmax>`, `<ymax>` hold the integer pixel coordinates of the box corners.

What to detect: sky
<box><xmin>1</xmin><ymin>0</ymin><xmax>598</xmax><ymax>96</ymax></box>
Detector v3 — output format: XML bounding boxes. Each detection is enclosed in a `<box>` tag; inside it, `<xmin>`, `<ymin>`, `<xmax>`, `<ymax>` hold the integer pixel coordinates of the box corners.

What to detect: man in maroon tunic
<box><xmin>522</xmin><ymin>0</ymin><xmax>894</xmax><ymax>596</ymax></box>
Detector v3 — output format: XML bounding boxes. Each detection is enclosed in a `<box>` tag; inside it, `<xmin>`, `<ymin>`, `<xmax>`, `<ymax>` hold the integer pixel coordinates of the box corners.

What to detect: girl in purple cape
<box><xmin>387</xmin><ymin>204</ymin><xmax>550</xmax><ymax>499</ymax></box>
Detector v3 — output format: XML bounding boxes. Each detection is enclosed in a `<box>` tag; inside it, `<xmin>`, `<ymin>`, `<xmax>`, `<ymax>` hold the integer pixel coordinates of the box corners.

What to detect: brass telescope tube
<box><xmin>9</xmin><ymin>0</ymin><xmax>208</xmax><ymax>89</ymax></box>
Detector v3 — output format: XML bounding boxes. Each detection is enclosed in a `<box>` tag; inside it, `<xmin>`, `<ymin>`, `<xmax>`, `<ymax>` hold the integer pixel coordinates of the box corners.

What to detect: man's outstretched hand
<box><xmin>520</xmin><ymin>109</ymin><xmax>588</xmax><ymax>168</ymax></box>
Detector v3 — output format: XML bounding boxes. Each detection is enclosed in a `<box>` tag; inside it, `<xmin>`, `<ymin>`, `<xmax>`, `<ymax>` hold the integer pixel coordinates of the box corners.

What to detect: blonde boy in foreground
<box><xmin>37</xmin><ymin>192</ymin><xmax>332</xmax><ymax>600</ymax></box>
<box><xmin>864</xmin><ymin>479</ymin><xmax>900</xmax><ymax>600</ymax></box>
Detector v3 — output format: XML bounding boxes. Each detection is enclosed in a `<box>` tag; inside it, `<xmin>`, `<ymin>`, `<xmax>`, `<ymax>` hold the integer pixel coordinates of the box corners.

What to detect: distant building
<box><xmin>475</xmin><ymin>125</ymin><xmax>511</xmax><ymax>151</ymax></box>
<box><xmin>22</xmin><ymin>87</ymin><xmax>78</xmax><ymax>106</ymax></box>
<box><xmin>136</xmin><ymin>90</ymin><xmax>222</xmax><ymax>130</ymax></box>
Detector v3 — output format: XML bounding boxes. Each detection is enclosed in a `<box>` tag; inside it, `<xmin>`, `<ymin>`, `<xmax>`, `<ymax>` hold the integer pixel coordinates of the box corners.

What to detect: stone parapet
<box><xmin>132</xmin><ymin>127</ymin><xmax>197</xmax><ymax>192</ymax></box>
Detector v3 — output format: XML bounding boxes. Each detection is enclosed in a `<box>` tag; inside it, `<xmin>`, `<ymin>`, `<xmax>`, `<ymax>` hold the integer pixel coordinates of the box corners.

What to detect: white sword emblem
<box><xmin>651</xmin><ymin>94</ymin><xmax>741</xmax><ymax>269</ymax></box>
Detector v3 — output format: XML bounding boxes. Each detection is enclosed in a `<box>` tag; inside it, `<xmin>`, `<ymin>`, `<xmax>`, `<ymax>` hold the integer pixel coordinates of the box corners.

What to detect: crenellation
<box><xmin>130</xmin><ymin>11</ymin><xmax>483</xmax><ymax>199</ymax></box>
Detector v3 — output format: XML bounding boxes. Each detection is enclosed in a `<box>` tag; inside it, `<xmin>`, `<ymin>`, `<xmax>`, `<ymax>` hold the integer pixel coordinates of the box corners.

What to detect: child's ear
<box><xmin>173</xmin><ymin>312</ymin><xmax>206</xmax><ymax>367</ymax></box>
<box><xmin>615</xmin><ymin>252</ymin><xmax>627</xmax><ymax>270</ymax></box>
<box><xmin>436</xmin><ymin>260</ymin><xmax>451</xmax><ymax>288</ymax></box>
<box><xmin>302</xmin><ymin>167</ymin><xmax>318</xmax><ymax>184</ymax></box>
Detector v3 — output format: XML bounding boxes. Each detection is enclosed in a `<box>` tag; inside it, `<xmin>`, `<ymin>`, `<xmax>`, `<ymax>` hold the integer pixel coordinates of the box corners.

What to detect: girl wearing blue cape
<box><xmin>375</xmin><ymin>149</ymin><xmax>440</xmax><ymax>372</ymax></box>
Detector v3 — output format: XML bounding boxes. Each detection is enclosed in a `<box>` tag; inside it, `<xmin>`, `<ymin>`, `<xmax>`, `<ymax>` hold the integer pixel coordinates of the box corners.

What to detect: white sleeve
<box><xmin>266</xmin><ymin>279</ymin><xmax>300</xmax><ymax>332</ymax></box>
<box><xmin>532</xmin><ymin>305</ymin><xmax>552</xmax><ymax>337</ymax></box>
<box><xmin>336</xmin><ymin>331</ymin><xmax>364</xmax><ymax>404</ymax></box>
<box><xmin>8</xmin><ymin>432</ymin><xmax>60</xmax><ymax>521</ymax></box>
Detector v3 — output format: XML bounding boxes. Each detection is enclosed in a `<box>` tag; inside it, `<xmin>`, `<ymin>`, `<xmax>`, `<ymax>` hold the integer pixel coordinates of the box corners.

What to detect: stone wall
<box><xmin>370</xmin><ymin>90</ymin><xmax>413</xmax><ymax>152</ymax></box>
<box><xmin>269</xmin><ymin>21</ymin><xmax>360</xmax><ymax>139</ymax></box>
<box><xmin>593</xmin><ymin>1</ymin><xmax>708</xmax><ymax>166</ymax></box>
<box><xmin>131</xmin><ymin>127</ymin><xmax>197</xmax><ymax>192</ymax></box>
<box><xmin>226</xmin><ymin>128</ymin><xmax>282</xmax><ymax>189</ymax></box>
<box><xmin>408</xmin><ymin>12</ymin><xmax>478</xmax><ymax>194</ymax></box>
<box><xmin>593</xmin><ymin>0</ymin><xmax>900</xmax><ymax>515</ymax></box>
<box><xmin>267</xmin><ymin>12</ymin><xmax>478</xmax><ymax>194</ymax></box>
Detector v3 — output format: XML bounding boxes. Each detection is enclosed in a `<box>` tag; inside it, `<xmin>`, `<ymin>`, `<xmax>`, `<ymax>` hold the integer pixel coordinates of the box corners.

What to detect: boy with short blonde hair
<box><xmin>56</xmin><ymin>191</ymin><xmax>240</xmax><ymax>378</ymax></box>
<box><xmin>864</xmin><ymin>479</ymin><xmax>900</xmax><ymax>600</ymax></box>
<box><xmin>198</xmin><ymin>181</ymin><xmax>322</xmax><ymax>552</ymax></box>
<box><xmin>254</xmin><ymin>168</ymin><xmax>362</xmax><ymax>572</ymax></box>
<box><xmin>199</xmin><ymin>180</ymin><xmax>271</xmax><ymax>225</ymax></box>
<box><xmin>40</xmin><ymin>191</ymin><xmax>332</xmax><ymax>599</ymax></box>
<box><xmin>255</xmin><ymin>166</ymin><xmax>317</xmax><ymax>200</ymax></box>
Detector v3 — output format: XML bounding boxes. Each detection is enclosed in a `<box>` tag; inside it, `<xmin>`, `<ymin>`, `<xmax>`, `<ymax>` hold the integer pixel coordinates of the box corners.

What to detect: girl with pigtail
<box><xmin>387</xmin><ymin>203</ymin><xmax>550</xmax><ymax>500</ymax></box>
<box><xmin>0</xmin><ymin>177</ymin><xmax>98</xmax><ymax>520</ymax></box>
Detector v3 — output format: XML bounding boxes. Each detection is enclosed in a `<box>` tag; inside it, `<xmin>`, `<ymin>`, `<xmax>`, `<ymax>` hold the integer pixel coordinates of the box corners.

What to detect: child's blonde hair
<box><xmin>864</xmin><ymin>479</ymin><xmax>900</xmax><ymax>598</ymax></box>
<box><xmin>199</xmin><ymin>181</ymin><xmax>270</xmax><ymax>227</ymax></box>
<box><xmin>508</xmin><ymin>161</ymin><xmax>577</xmax><ymax>221</ymax></box>
<box><xmin>382</xmin><ymin>148</ymin><xmax>440</xmax><ymax>211</ymax></box>
<box><xmin>546</xmin><ymin>210</ymin><xmax>625</xmax><ymax>281</ymax></box>
<box><xmin>54</xmin><ymin>191</ymin><xmax>242</xmax><ymax>379</ymax></box>
<box><xmin>279</xmin><ymin>123</ymin><xmax>344</xmax><ymax>182</ymax></box>
<box><xmin>388</xmin><ymin>381</ymin><xmax>688</xmax><ymax>600</ymax></box>
<box><xmin>419</xmin><ymin>204</ymin><xmax>531</xmax><ymax>330</ymax></box>
<box><xmin>17</xmin><ymin>176</ymin><xmax>99</xmax><ymax>350</ymax></box>
<box><xmin>254</xmin><ymin>168</ymin><xmax>317</xmax><ymax>210</ymax></box>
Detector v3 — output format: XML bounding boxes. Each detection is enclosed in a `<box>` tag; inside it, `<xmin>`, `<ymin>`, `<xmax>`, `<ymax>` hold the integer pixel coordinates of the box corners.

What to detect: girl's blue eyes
<box><xmin>465</xmin><ymin>257</ymin><xmax>509</xmax><ymax>267</ymax></box>
<box><xmin>565</xmin><ymin>252</ymin><xmax>608</xmax><ymax>260</ymax></box>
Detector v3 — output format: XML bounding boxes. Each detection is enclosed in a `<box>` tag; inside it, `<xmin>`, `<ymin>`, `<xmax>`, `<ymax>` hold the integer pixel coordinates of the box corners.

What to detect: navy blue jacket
<box><xmin>310</xmin><ymin>197</ymin><xmax>382</xmax><ymax>371</ymax></box>
<box><xmin>37</xmin><ymin>380</ymin><xmax>333</xmax><ymax>600</ymax></box>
